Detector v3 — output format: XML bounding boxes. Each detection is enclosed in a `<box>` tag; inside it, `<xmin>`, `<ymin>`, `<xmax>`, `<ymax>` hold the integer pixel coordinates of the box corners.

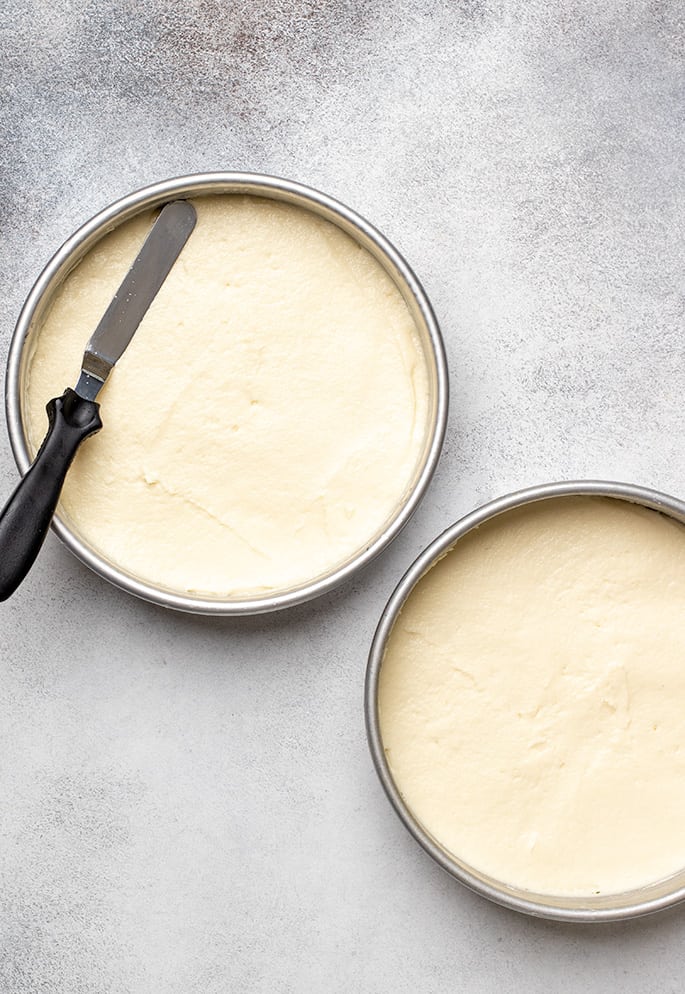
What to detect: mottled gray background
<box><xmin>1</xmin><ymin>1</ymin><xmax>684</xmax><ymax>991</ymax></box>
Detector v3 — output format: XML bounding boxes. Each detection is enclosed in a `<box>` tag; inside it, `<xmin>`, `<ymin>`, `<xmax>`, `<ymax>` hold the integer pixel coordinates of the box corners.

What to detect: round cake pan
<box><xmin>6</xmin><ymin>172</ymin><xmax>448</xmax><ymax>615</ymax></box>
<box><xmin>365</xmin><ymin>479</ymin><xmax>685</xmax><ymax>922</ymax></box>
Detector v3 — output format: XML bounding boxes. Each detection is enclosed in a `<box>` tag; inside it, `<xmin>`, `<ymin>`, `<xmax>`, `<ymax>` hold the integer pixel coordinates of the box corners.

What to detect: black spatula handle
<box><xmin>0</xmin><ymin>389</ymin><xmax>102</xmax><ymax>601</ymax></box>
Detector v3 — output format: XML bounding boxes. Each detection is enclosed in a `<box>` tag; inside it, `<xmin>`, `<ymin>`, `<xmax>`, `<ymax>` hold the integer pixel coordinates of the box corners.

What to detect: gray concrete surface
<box><xmin>1</xmin><ymin>1</ymin><xmax>684</xmax><ymax>991</ymax></box>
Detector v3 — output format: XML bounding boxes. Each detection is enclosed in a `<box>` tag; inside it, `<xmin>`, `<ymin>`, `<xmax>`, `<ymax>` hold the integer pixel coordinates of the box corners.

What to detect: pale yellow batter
<box><xmin>379</xmin><ymin>496</ymin><xmax>685</xmax><ymax>896</ymax></box>
<box><xmin>25</xmin><ymin>196</ymin><xmax>430</xmax><ymax>596</ymax></box>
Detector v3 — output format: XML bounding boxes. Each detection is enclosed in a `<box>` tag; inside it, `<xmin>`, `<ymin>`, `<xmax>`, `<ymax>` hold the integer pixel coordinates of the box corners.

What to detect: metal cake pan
<box><xmin>365</xmin><ymin>480</ymin><xmax>685</xmax><ymax>922</ymax></box>
<box><xmin>6</xmin><ymin>172</ymin><xmax>448</xmax><ymax>614</ymax></box>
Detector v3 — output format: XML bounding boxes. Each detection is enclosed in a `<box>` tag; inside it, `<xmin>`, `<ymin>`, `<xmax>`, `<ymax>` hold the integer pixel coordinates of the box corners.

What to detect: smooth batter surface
<box><xmin>25</xmin><ymin>196</ymin><xmax>430</xmax><ymax>596</ymax></box>
<box><xmin>379</xmin><ymin>496</ymin><xmax>685</xmax><ymax>897</ymax></box>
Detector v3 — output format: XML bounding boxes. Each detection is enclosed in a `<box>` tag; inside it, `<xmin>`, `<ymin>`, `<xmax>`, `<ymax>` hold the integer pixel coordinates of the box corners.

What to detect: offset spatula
<box><xmin>0</xmin><ymin>199</ymin><xmax>197</xmax><ymax>601</ymax></box>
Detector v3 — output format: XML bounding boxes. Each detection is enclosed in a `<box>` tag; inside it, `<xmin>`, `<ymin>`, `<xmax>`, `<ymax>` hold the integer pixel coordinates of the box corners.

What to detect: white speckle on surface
<box><xmin>1</xmin><ymin>1</ymin><xmax>684</xmax><ymax>991</ymax></box>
